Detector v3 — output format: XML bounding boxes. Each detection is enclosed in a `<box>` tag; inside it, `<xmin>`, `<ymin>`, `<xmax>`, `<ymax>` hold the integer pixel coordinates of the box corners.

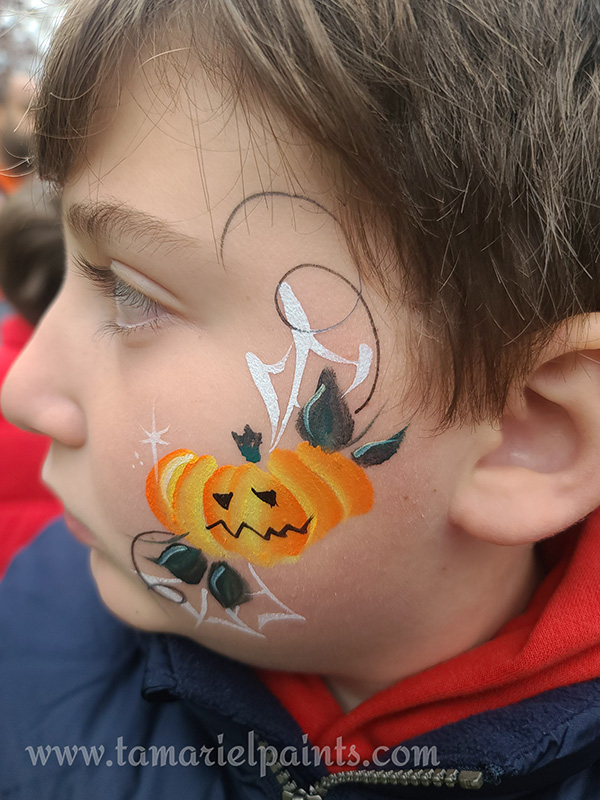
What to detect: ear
<box><xmin>449</xmin><ymin>314</ymin><xmax>600</xmax><ymax>545</ymax></box>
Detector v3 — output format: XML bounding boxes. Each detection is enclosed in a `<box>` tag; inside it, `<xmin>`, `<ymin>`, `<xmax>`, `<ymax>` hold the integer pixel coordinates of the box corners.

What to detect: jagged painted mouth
<box><xmin>206</xmin><ymin>516</ymin><xmax>312</xmax><ymax>541</ymax></box>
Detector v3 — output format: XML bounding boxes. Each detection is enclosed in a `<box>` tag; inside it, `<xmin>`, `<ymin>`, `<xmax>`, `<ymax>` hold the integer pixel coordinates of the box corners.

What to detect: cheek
<box><xmin>85</xmin><ymin>356</ymin><xmax>244</xmax><ymax>527</ymax></box>
<box><xmin>202</xmin><ymin>465</ymin><xmax>309</xmax><ymax>566</ymax></box>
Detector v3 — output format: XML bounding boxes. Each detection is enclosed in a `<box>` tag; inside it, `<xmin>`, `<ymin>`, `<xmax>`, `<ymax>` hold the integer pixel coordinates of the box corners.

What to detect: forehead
<box><xmin>63</xmin><ymin>60</ymin><xmax>334</xmax><ymax>249</ymax></box>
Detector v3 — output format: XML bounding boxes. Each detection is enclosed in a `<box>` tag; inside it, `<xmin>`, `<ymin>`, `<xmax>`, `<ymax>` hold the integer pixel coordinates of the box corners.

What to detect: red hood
<box><xmin>259</xmin><ymin>510</ymin><xmax>600</xmax><ymax>766</ymax></box>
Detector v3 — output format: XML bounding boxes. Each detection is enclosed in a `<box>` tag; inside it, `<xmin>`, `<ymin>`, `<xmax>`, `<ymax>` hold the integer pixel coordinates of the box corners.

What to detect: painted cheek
<box><xmin>146</xmin><ymin>449</ymin><xmax>218</xmax><ymax>535</ymax></box>
<box><xmin>273</xmin><ymin>441</ymin><xmax>374</xmax><ymax>523</ymax></box>
<box><xmin>147</xmin><ymin>439</ymin><xmax>377</xmax><ymax>572</ymax></box>
<box><xmin>203</xmin><ymin>464</ymin><xmax>310</xmax><ymax>566</ymax></box>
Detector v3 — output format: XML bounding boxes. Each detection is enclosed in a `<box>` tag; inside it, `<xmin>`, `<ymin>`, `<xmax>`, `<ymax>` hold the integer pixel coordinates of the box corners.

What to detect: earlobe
<box><xmin>450</xmin><ymin>315</ymin><xmax>600</xmax><ymax>546</ymax></box>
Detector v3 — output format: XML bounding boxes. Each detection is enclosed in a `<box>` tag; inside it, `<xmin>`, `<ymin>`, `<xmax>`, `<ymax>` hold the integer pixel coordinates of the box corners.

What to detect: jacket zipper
<box><xmin>259</xmin><ymin>741</ymin><xmax>484</xmax><ymax>798</ymax></box>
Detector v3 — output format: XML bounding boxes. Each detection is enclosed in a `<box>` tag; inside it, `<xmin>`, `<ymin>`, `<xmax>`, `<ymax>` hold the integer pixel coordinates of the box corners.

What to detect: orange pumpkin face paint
<box><xmin>144</xmin><ymin>364</ymin><xmax>407</xmax><ymax>569</ymax></box>
<box><xmin>146</xmin><ymin>443</ymin><xmax>374</xmax><ymax>567</ymax></box>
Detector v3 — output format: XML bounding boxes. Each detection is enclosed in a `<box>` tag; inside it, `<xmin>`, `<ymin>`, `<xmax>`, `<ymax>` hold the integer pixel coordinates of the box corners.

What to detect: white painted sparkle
<box><xmin>140</xmin><ymin>408</ymin><xmax>170</xmax><ymax>478</ymax></box>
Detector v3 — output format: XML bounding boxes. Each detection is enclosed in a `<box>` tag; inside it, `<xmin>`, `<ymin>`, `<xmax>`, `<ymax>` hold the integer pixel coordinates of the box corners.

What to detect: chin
<box><xmin>89</xmin><ymin>548</ymin><xmax>176</xmax><ymax>632</ymax></box>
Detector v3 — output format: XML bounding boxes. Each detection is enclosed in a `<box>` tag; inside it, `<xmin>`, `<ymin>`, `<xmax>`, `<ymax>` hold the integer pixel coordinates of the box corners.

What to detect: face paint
<box><xmin>132</xmin><ymin>220</ymin><xmax>408</xmax><ymax>635</ymax></box>
<box><xmin>145</xmin><ymin>369</ymin><xmax>406</xmax><ymax>569</ymax></box>
<box><xmin>147</xmin><ymin>440</ymin><xmax>372</xmax><ymax>567</ymax></box>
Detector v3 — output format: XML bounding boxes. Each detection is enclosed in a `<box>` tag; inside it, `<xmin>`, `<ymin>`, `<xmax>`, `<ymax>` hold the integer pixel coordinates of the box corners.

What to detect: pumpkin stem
<box><xmin>232</xmin><ymin>424</ymin><xmax>263</xmax><ymax>463</ymax></box>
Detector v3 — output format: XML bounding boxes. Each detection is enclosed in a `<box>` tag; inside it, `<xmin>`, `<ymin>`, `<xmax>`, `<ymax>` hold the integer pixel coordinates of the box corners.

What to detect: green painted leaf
<box><xmin>296</xmin><ymin>368</ymin><xmax>354</xmax><ymax>451</ymax></box>
<box><xmin>351</xmin><ymin>426</ymin><xmax>408</xmax><ymax>467</ymax></box>
<box><xmin>208</xmin><ymin>562</ymin><xmax>250</xmax><ymax>608</ymax></box>
<box><xmin>150</xmin><ymin>543</ymin><xmax>208</xmax><ymax>584</ymax></box>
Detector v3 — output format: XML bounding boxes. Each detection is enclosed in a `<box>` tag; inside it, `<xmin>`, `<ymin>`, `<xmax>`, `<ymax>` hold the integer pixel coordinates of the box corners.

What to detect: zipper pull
<box><xmin>458</xmin><ymin>771</ymin><xmax>484</xmax><ymax>790</ymax></box>
<box><xmin>261</xmin><ymin>748</ymin><xmax>324</xmax><ymax>800</ymax></box>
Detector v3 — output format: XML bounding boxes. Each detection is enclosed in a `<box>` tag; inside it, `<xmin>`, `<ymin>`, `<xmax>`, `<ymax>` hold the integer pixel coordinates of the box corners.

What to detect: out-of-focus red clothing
<box><xmin>0</xmin><ymin>313</ymin><xmax>62</xmax><ymax>578</ymax></box>
<box><xmin>0</xmin><ymin>173</ymin><xmax>23</xmax><ymax>198</ymax></box>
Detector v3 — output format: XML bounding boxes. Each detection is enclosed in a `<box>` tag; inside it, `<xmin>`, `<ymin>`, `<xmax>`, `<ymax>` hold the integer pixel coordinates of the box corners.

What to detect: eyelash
<box><xmin>73</xmin><ymin>255</ymin><xmax>167</xmax><ymax>338</ymax></box>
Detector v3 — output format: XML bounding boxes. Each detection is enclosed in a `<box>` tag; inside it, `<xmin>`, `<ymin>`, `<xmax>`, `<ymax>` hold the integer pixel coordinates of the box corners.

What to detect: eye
<box><xmin>251</xmin><ymin>488</ymin><xmax>277</xmax><ymax>507</ymax></box>
<box><xmin>112</xmin><ymin>275</ymin><xmax>164</xmax><ymax>330</ymax></box>
<box><xmin>213</xmin><ymin>492</ymin><xmax>233</xmax><ymax>510</ymax></box>
<box><xmin>72</xmin><ymin>255</ymin><xmax>170</xmax><ymax>337</ymax></box>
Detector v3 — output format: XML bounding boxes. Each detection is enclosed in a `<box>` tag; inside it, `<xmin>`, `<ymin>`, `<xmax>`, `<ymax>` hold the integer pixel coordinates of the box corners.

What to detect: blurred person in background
<box><xmin>0</xmin><ymin>177</ymin><xmax>63</xmax><ymax>578</ymax></box>
<box><xmin>0</xmin><ymin>71</ymin><xmax>35</xmax><ymax>323</ymax></box>
<box><xmin>0</xmin><ymin>70</ymin><xmax>34</xmax><ymax>199</ymax></box>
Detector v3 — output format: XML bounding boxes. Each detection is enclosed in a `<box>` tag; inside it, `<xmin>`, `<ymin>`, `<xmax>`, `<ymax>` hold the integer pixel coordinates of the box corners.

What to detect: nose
<box><xmin>1</xmin><ymin>302</ymin><xmax>86</xmax><ymax>448</ymax></box>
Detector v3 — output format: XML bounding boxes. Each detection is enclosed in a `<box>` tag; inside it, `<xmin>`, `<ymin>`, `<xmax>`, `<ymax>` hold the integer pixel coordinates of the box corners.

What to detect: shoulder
<box><xmin>0</xmin><ymin>520</ymin><xmax>139</xmax><ymax>769</ymax></box>
<box><xmin>0</xmin><ymin>519</ymin><xmax>229</xmax><ymax>799</ymax></box>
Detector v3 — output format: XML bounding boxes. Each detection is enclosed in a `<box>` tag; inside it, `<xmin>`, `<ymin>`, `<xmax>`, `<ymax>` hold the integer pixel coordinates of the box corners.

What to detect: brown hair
<box><xmin>33</xmin><ymin>0</ymin><xmax>600</xmax><ymax>424</ymax></box>
<box><xmin>0</xmin><ymin>178</ymin><xmax>64</xmax><ymax>326</ymax></box>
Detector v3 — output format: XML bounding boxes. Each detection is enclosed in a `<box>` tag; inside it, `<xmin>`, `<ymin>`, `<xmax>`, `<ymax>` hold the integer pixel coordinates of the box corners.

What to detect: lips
<box><xmin>63</xmin><ymin>510</ymin><xmax>100</xmax><ymax>547</ymax></box>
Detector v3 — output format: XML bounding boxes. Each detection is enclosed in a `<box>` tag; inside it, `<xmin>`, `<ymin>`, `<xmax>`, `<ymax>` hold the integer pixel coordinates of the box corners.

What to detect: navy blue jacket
<box><xmin>1</xmin><ymin>518</ymin><xmax>600</xmax><ymax>799</ymax></box>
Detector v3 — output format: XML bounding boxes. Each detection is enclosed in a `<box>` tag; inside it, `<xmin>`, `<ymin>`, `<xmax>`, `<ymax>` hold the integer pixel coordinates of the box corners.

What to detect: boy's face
<box><xmin>1</xmin><ymin>63</ymin><xmax>488</xmax><ymax>681</ymax></box>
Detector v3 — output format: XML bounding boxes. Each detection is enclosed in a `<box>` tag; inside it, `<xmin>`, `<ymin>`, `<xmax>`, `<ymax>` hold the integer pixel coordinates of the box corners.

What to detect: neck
<box><xmin>326</xmin><ymin>541</ymin><xmax>544</xmax><ymax>712</ymax></box>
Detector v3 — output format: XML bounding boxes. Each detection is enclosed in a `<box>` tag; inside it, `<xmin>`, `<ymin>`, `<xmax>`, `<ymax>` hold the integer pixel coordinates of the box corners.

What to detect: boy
<box><xmin>2</xmin><ymin>0</ymin><xmax>600</xmax><ymax>796</ymax></box>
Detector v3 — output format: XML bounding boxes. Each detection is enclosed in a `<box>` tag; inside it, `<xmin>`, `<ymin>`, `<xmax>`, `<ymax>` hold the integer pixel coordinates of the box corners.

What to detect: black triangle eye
<box><xmin>251</xmin><ymin>488</ymin><xmax>277</xmax><ymax>507</ymax></box>
<box><xmin>213</xmin><ymin>492</ymin><xmax>233</xmax><ymax>510</ymax></box>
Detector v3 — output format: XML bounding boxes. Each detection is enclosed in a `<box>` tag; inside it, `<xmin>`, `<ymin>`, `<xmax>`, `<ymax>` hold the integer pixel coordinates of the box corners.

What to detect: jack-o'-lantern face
<box><xmin>144</xmin><ymin>373</ymin><xmax>407</xmax><ymax>569</ymax></box>
<box><xmin>146</xmin><ymin>441</ymin><xmax>375</xmax><ymax>567</ymax></box>
<box><xmin>203</xmin><ymin>463</ymin><xmax>311</xmax><ymax>565</ymax></box>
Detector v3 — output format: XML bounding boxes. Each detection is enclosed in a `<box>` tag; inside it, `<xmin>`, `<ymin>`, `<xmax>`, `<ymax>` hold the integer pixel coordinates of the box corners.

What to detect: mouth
<box><xmin>63</xmin><ymin>510</ymin><xmax>100</xmax><ymax>548</ymax></box>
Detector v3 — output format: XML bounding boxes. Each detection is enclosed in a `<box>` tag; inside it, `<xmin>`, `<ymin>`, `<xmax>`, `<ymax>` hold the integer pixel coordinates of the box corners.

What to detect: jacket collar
<box><xmin>141</xmin><ymin>633</ymin><xmax>309</xmax><ymax>750</ymax></box>
<box><xmin>140</xmin><ymin>630</ymin><xmax>600</xmax><ymax>793</ymax></box>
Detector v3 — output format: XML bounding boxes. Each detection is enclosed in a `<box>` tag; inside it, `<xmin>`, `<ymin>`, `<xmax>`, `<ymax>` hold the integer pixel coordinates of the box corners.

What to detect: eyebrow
<box><xmin>65</xmin><ymin>200</ymin><xmax>199</xmax><ymax>255</ymax></box>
